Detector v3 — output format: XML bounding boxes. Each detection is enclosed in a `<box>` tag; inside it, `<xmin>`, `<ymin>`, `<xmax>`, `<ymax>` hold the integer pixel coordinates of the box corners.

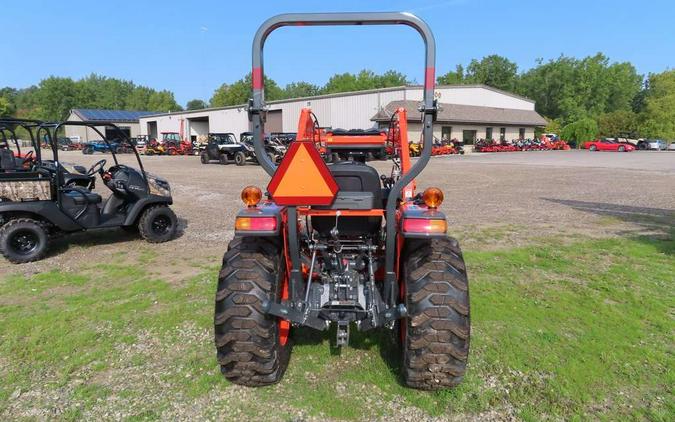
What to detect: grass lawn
<box><xmin>0</xmin><ymin>232</ymin><xmax>673</xmax><ymax>420</ymax></box>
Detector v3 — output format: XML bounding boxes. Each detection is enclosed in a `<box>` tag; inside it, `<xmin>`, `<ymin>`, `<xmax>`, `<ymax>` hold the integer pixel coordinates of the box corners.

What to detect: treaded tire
<box><xmin>201</xmin><ymin>152</ymin><xmax>209</xmax><ymax>164</ymax></box>
<box><xmin>401</xmin><ymin>237</ymin><xmax>470</xmax><ymax>390</ymax></box>
<box><xmin>215</xmin><ymin>236</ymin><xmax>291</xmax><ymax>386</ymax></box>
<box><xmin>219</xmin><ymin>153</ymin><xmax>229</xmax><ymax>165</ymax></box>
<box><xmin>589</xmin><ymin>145</ymin><xmax>597</xmax><ymax>151</ymax></box>
<box><xmin>0</xmin><ymin>218</ymin><xmax>49</xmax><ymax>264</ymax></box>
<box><xmin>234</xmin><ymin>151</ymin><xmax>246</xmax><ymax>166</ymax></box>
<box><xmin>138</xmin><ymin>205</ymin><xmax>177</xmax><ymax>243</ymax></box>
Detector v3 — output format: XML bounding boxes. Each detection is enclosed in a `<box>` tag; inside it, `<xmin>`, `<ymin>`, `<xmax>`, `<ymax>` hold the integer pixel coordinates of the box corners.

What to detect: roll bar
<box><xmin>250</xmin><ymin>12</ymin><xmax>436</xmax><ymax>178</ymax></box>
<box><xmin>250</xmin><ymin>12</ymin><xmax>438</xmax><ymax>303</ymax></box>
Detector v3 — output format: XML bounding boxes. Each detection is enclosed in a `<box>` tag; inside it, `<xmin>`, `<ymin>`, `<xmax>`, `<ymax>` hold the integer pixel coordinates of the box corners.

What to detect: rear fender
<box><xmin>234</xmin><ymin>202</ymin><xmax>283</xmax><ymax>237</ymax></box>
<box><xmin>399</xmin><ymin>204</ymin><xmax>447</xmax><ymax>239</ymax></box>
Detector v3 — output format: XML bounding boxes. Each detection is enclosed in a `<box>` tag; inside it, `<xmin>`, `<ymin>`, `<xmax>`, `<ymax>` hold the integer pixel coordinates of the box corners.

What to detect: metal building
<box><xmin>137</xmin><ymin>85</ymin><xmax>547</xmax><ymax>145</ymax></box>
<box><xmin>65</xmin><ymin>109</ymin><xmax>157</xmax><ymax>142</ymax></box>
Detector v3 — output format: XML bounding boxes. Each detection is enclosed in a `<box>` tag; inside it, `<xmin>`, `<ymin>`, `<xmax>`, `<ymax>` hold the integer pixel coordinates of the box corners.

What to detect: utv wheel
<box><xmin>0</xmin><ymin>218</ymin><xmax>49</xmax><ymax>264</ymax></box>
<box><xmin>138</xmin><ymin>205</ymin><xmax>177</xmax><ymax>243</ymax></box>
<box><xmin>589</xmin><ymin>145</ymin><xmax>597</xmax><ymax>151</ymax></box>
<box><xmin>215</xmin><ymin>237</ymin><xmax>291</xmax><ymax>386</ymax></box>
<box><xmin>618</xmin><ymin>145</ymin><xmax>626</xmax><ymax>152</ymax></box>
<box><xmin>400</xmin><ymin>237</ymin><xmax>470</xmax><ymax>390</ymax></box>
<box><xmin>219</xmin><ymin>153</ymin><xmax>229</xmax><ymax>165</ymax></box>
<box><xmin>234</xmin><ymin>151</ymin><xmax>246</xmax><ymax>166</ymax></box>
<box><xmin>200</xmin><ymin>152</ymin><xmax>209</xmax><ymax>164</ymax></box>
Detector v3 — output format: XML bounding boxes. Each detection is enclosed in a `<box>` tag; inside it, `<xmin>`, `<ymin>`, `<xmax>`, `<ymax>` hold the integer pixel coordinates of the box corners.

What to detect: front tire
<box><xmin>589</xmin><ymin>145</ymin><xmax>597</xmax><ymax>151</ymax></box>
<box><xmin>215</xmin><ymin>237</ymin><xmax>292</xmax><ymax>386</ymax></box>
<box><xmin>618</xmin><ymin>145</ymin><xmax>626</xmax><ymax>152</ymax></box>
<box><xmin>0</xmin><ymin>218</ymin><xmax>49</xmax><ymax>263</ymax></box>
<box><xmin>138</xmin><ymin>205</ymin><xmax>177</xmax><ymax>243</ymax></box>
<box><xmin>400</xmin><ymin>237</ymin><xmax>470</xmax><ymax>390</ymax></box>
<box><xmin>234</xmin><ymin>151</ymin><xmax>246</xmax><ymax>166</ymax></box>
<box><xmin>200</xmin><ymin>152</ymin><xmax>209</xmax><ymax>164</ymax></box>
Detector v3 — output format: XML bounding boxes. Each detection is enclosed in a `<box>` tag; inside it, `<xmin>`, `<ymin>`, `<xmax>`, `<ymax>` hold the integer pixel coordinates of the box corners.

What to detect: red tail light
<box><xmin>402</xmin><ymin>218</ymin><xmax>447</xmax><ymax>234</ymax></box>
<box><xmin>235</xmin><ymin>216</ymin><xmax>277</xmax><ymax>231</ymax></box>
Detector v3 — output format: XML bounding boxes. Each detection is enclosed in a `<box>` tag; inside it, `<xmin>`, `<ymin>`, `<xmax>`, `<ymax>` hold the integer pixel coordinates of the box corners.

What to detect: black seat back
<box><xmin>0</xmin><ymin>149</ymin><xmax>16</xmax><ymax>171</ymax></box>
<box><xmin>328</xmin><ymin>161</ymin><xmax>382</xmax><ymax>207</ymax></box>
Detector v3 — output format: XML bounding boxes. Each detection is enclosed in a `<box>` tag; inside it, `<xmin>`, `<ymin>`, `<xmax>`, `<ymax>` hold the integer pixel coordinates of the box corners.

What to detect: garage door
<box><xmin>266</xmin><ymin>110</ymin><xmax>283</xmax><ymax>132</ymax></box>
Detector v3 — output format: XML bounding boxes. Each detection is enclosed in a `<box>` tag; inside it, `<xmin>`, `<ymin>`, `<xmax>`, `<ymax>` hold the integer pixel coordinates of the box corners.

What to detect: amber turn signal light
<box><xmin>235</xmin><ymin>216</ymin><xmax>277</xmax><ymax>231</ymax></box>
<box><xmin>422</xmin><ymin>187</ymin><xmax>444</xmax><ymax>208</ymax></box>
<box><xmin>241</xmin><ymin>186</ymin><xmax>262</xmax><ymax>207</ymax></box>
<box><xmin>401</xmin><ymin>218</ymin><xmax>447</xmax><ymax>234</ymax></box>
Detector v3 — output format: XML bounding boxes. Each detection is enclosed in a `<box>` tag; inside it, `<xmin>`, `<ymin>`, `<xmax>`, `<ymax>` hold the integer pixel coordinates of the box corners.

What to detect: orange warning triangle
<box><xmin>268</xmin><ymin>141</ymin><xmax>338</xmax><ymax>206</ymax></box>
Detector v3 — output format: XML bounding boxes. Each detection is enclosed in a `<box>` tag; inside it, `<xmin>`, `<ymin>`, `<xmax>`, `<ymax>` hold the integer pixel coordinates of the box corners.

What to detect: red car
<box><xmin>584</xmin><ymin>139</ymin><xmax>635</xmax><ymax>152</ymax></box>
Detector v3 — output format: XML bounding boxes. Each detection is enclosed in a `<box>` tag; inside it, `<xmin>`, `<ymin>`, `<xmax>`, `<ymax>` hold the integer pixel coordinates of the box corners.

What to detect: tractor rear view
<box><xmin>214</xmin><ymin>12</ymin><xmax>470</xmax><ymax>390</ymax></box>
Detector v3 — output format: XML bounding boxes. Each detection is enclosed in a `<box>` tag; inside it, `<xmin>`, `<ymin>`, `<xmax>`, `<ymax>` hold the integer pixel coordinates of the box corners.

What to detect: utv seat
<box><xmin>64</xmin><ymin>190</ymin><xmax>102</xmax><ymax>205</ymax></box>
<box><xmin>0</xmin><ymin>149</ymin><xmax>17</xmax><ymax>171</ymax></box>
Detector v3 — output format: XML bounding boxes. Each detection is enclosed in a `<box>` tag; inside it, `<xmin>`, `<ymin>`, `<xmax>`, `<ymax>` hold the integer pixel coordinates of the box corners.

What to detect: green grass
<box><xmin>0</xmin><ymin>234</ymin><xmax>673</xmax><ymax>420</ymax></box>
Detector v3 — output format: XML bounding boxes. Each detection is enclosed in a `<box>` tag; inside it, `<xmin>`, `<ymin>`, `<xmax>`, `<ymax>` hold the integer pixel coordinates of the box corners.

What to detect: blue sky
<box><xmin>2</xmin><ymin>0</ymin><xmax>674</xmax><ymax>106</ymax></box>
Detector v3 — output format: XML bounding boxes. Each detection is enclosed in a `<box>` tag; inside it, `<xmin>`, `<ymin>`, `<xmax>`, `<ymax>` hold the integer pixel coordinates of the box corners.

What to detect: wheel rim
<box><xmin>9</xmin><ymin>229</ymin><xmax>39</xmax><ymax>255</ymax></box>
<box><xmin>151</xmin><ymin>215</ymin><xmax>172</xmax><ymax>235</ymax></box>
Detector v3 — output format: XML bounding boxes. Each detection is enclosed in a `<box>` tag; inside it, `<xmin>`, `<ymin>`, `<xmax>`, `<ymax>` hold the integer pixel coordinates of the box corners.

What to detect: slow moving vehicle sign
<box><xmin>267</xmin><ymin>141</ymin><xmax>338</xmax><ymax>206</ymax></box>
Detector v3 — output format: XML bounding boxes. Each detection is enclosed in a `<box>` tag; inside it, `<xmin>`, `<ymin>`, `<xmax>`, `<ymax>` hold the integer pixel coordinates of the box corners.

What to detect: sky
<box><xmin>2</xmin><ymin>0</ymin><xmax>674</xmax><ymax>106</ymax></box>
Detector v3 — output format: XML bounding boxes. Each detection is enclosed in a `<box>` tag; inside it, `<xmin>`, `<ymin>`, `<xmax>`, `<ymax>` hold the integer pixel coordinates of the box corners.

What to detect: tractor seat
<box><xmin>326</xmin><ymin>160</ymin><xmax>382</xmax><ymax>209</ymax></box>
<box><xmin>65</xmin><ymin>190</ymin><xmax>102</xmax><ymax>205</ymax></box>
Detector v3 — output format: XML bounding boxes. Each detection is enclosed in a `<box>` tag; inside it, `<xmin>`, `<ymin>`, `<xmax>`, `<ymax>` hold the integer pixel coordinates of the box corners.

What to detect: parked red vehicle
<box><xmin>584</xmin><ymin>139</ymin><xmax>635</xmax><ymax>152</ymax></box>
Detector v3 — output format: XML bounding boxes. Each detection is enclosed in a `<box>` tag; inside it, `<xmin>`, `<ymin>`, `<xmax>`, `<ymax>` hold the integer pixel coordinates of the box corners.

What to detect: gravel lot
<box><xmin>1</xmin><ymin>149</ymin><xmax>673</xmax><ymax>275</ymax></box>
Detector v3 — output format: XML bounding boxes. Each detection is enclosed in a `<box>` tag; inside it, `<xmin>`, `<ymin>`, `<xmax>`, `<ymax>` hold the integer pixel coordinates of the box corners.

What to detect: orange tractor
<box><xmin>214</xmin><ymin>12</ymin><xmax>470</xmax><ymax>390</ymax></box>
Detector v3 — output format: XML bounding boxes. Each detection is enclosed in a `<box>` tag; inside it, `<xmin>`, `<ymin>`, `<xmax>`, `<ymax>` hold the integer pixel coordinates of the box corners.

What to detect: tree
<box><xmin>639</xmin><ymin>70</ymin><xmax>675</xmax><ymax>139</ymax></box>
<box><xmin>34</xmin><ymin>76</ymin><xmax>79</xmax><ymax>120</ymax></box>
<box><xmin>282</xmin><ymin>82</ymin><xmax>321</xmax><ymax>99</ymax></box>
<box><xmin>465</xmin><ymin>55</ymin><xmax>518</xmax><ymax>91</ymax></box>
<box><xmin>0</xmin><ymin>96</ymin><xmax>14</xmax><ymax>117</ymax></box>
<box><xmin>597</xmin><ymin>110</ymin><xmax>638</xmax><ymax>137</ymax></box>
<box><xmin>210</xmin><ymin>74</ymin><xmax>283</xmax><ymax>107</ymax></box>
<box><xmin>561</xmin><ymin>118</ymin><xmax>598</xmax><ymax>146</ymax></box>
<box><xmin>323</xmin><ymin>69</ymin><xmax>409</xmax><ymax>94</ymax></box>
<box><xmin>147</xmin><ymin>90</ymin><xmax>182</xmax><ymax>112</ymax></box>
<box><xmin>186</xmin><ymin>99</ymin><xmax>208</xmax><ymax>110</ymax></box>
<box><xmin>437</xmin><ymin>64</ymin><xmax>465</xmax><ymax>85</ymax></box>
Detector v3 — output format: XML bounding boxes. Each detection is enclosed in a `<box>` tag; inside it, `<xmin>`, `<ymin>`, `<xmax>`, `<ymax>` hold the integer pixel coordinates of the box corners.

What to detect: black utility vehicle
<box><xmin>200</xmin><ymin>133</ymin><xmax>248</xmax><ymax>165</ymax></box>
<box><xmin>0</xmin><ymin>118</ymin><xmax>178</xmax><ymax>263</ymax></box>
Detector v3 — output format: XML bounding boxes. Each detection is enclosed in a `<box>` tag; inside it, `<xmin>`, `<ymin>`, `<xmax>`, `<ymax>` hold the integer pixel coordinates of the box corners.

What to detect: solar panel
<box><xmin>74</xmin><ymin>109</ymin><xmax>157</xmax><ymax>122</ymax></box>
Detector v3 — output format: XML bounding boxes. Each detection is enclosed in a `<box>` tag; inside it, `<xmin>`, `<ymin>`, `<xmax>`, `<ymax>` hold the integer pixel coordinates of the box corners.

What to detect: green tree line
<box><xmin>2</xmin><ymin>54</ymin><xmax>674</xmax><ymax>140</ymax></box>
<box><xmin>0</xmin><ymin>74</ymin><xmax>182</xmax><ymax>121</ymax></box>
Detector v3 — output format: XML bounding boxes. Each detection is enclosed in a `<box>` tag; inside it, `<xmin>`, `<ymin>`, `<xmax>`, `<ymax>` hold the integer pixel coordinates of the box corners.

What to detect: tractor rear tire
<box><xmin>0</xmin><ymin>218</ymin><xmax>49</xmax><ymax>264</ymax></box>
<box><xmin>215</xmin><ymin>237</ymin><xmax>291</xmax><ymax>386</ymax></box>
<box><xmin>400</xmin><ymin>237</ymin><xmax>470</xmax><ymax>390</ymax></box>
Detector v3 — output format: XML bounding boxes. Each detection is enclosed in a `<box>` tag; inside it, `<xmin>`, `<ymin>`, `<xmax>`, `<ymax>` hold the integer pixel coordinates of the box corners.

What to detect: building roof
<box><xmin>371</xmin><ymin>100</ymin><xmax>548</xmax><ymax>126</ymax></box>
<box><xmin>138</xmin><ymin>84</ymin><xmax>536</xmax><ymax>120</ymax></box>
<box><xmin>72</xmin><ymin>109</ymin><xmax>158</xmax><ymax>123</ymax></box>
